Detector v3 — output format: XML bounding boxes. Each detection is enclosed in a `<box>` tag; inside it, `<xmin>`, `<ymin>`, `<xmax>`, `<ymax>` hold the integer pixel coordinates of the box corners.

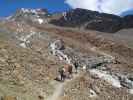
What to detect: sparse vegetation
<box><xmin>0</xmin><ymin>8</ymin><xmax>133</xmax><ymax>100</ymax></box>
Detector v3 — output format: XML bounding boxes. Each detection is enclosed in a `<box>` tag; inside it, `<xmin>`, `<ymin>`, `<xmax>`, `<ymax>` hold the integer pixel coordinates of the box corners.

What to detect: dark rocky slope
<box><xmin>50</xmin><ymin>8</ymin><xmax>133</xmax><ymax>33</ymax></box>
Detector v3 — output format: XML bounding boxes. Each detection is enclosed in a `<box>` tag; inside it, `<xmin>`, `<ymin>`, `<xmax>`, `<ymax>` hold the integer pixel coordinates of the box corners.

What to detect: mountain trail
<box><xmin>46</xmin><ymin>71</ymin><xmax>81</xmax><ymax>100</ymax></box>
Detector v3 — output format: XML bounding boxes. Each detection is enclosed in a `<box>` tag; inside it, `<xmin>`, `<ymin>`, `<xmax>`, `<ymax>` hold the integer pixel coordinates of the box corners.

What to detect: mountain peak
<box><xmin>16</xmin><ymin>8</ymin><xmax>48</xmax><ymax>15</ymax></box>
<box><xmin>50</xmin><ymin>8</ymin><xmax>133</xmax><ymax>33</ymax></box>
<box><xmin>9</xmin><ymin>8</ymin><xmax>50</xmax><ymax>24</ymax></box>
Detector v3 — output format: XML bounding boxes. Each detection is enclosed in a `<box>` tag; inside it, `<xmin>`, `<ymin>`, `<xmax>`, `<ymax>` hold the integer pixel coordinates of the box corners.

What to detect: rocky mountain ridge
<box><xmin>6</xmin><ymin>8</ymin><xmax>133</xmax><ymax>33</ymax></box>
<box><xmin>51</xmin><ymin>8</ymin><xmax>133</xmax><ymax>33</ymax></box>
<box><xmin>9</xmin><ymin>8</ymin><xmax>51</xmax><ymax>25</ymax></box>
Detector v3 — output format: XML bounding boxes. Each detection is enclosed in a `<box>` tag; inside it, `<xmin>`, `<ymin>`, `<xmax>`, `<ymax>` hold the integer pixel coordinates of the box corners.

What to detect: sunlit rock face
<box><xmin>16</xmin><ymin>8</ymin><xmax>48</xmax><ymax>15</ymax></box>
<box><xmin>9</xmin><ymin>8</ymin><xmax>50</xmax><ymax>25</ymax></box>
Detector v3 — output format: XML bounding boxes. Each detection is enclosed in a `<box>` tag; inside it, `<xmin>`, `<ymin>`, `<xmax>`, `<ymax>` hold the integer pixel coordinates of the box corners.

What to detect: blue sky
<box><xmin>66</xmin><ymin>0</ymin><xmax>133</xmax><ymax>15</ymax></box>
<box><xmin>0</xmin><ymin>0</ymin><xmax>133</xmax><ymax>16</ymax></box>
<box><xmin>0</xmin><ymin>0</ymin><xmax>70</xmax><ymax>16</ymax></box>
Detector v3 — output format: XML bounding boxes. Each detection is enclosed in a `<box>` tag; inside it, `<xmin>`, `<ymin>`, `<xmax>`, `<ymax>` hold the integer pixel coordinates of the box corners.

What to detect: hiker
<box><xmin>54</xmin><ymin>67</ymin><xmax>65</xmax><ymax>82</ymax></box>
<box><xmin>58</xmin><ymin>67</ymin><xmax>66</xmax><ymax>81</ymax></box>
<box><xmin>74</xmin><ymin>61</ymin><xmax>78</xmax><ymax>73</ymax></box>
<box><xmin>55</xmin><ymin>64</ymin><xmax>73</xmax><ymax>82</ymax></box>
<box><xmin>64</xmin><ymin>64</ymin><xmax>73</xmax><ymax>79</ymax></box>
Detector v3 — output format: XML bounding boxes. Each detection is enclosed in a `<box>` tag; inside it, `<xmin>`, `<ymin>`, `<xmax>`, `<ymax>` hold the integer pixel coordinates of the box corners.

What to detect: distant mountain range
<box><xmin>120</xmin><ymin>9</ymin><xmax>133</xmax><ymax>16</ymax></box>
<box><xmin>5</xmin><ymin>8</ymin><xmax>133</xmax><ymax>33</ymax></box>
<box><xmin>50</xmin><ymin>8</ymin><xmax>133</xmax><ymax>33</ymax></box>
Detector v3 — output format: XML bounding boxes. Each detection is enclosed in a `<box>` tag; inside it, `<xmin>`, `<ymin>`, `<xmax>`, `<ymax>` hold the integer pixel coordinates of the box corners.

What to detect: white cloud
<box><xmin>65</xmin><ymin>0</ymin><xmax>133</xmax><ymax>15</ymax></box>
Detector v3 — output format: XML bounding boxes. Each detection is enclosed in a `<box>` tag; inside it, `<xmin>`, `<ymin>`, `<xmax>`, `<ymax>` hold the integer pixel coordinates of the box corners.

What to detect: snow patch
<box><xmin>5</xmin><ymin>15</ymin><xmax>12</xmax><ymax>20</ymax></box>
<box><xmin>38</xmin><ymin>18</ymin><xmax>44</xmax><ymax>24</ymax></box>
<box><xmin>62</xmin><ymin>12</ymin><xmax>67</xmax><ymax>21</ymax></box>
<box><xmin>21</xmin><ymin>8</ymin><xmax>47</xmax><ymax>15</ymax></box>
<box><xmin>50</xmin><ymin>40</ymin><xmax>72</xmax><ymax>64</ymax></box>
<box><xmin>19</xmin><ymin>43</ymin><xmax>27</xmax><ymax>48</ymax></box>
<box><xmin>90</xmin><ymin>69</ymin><xmax>122</xmax><ymax>88</ymax></box>
<box><xmin>129</xmin><ymin>89</ymin><xmax>133</xmax><ymax>94</ymax></box>
<box><xmin>19</xmin><ymin>31</ymin><xmax>36</xmax><ymax>42</ymax></box>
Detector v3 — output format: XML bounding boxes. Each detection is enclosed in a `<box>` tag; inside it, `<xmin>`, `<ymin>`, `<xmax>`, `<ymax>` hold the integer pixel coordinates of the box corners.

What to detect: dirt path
<box><xmin>46</xmin><ymin>71</ymin><xmax>81</xmax><ymax>100</ymax></box>
<box><xmin>46</xmin><ymin>82</ymin><xmax>64</xmax><ymax>100</ymax></box>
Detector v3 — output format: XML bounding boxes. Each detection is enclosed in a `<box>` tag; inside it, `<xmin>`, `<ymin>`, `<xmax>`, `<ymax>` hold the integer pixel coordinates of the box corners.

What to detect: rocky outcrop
<box><xmin>50</xmin><ymin>39</ymin><xmax>65</xmax><ymax>51</ymax></box>
<box><xmin>16</xmin><ymin>8</ymin><xmax>48</xmax><ymax>15</ymax></box>
<box><xmin>49</xmin><ymin>39</ymin><xmax>115</xmax><ymax>69</ymax></box>
<box><xmin>8</xmin><ymin>8</ymin><xmax>133</xmax><ymax>33</ymax></box>
<box><xmin>123</xmin><ymin>15</ymin><xmax>133</xmax><ymax>28</ymax></box>
<box><xmin>50</xmin><ymin>8</ymin><xmax>133</xmax><ymax>33</ymax></box>
<box><xmin>10</xmin><ymin>8</ymin><xmax>51</xmax><ymax>25</ymax></box>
